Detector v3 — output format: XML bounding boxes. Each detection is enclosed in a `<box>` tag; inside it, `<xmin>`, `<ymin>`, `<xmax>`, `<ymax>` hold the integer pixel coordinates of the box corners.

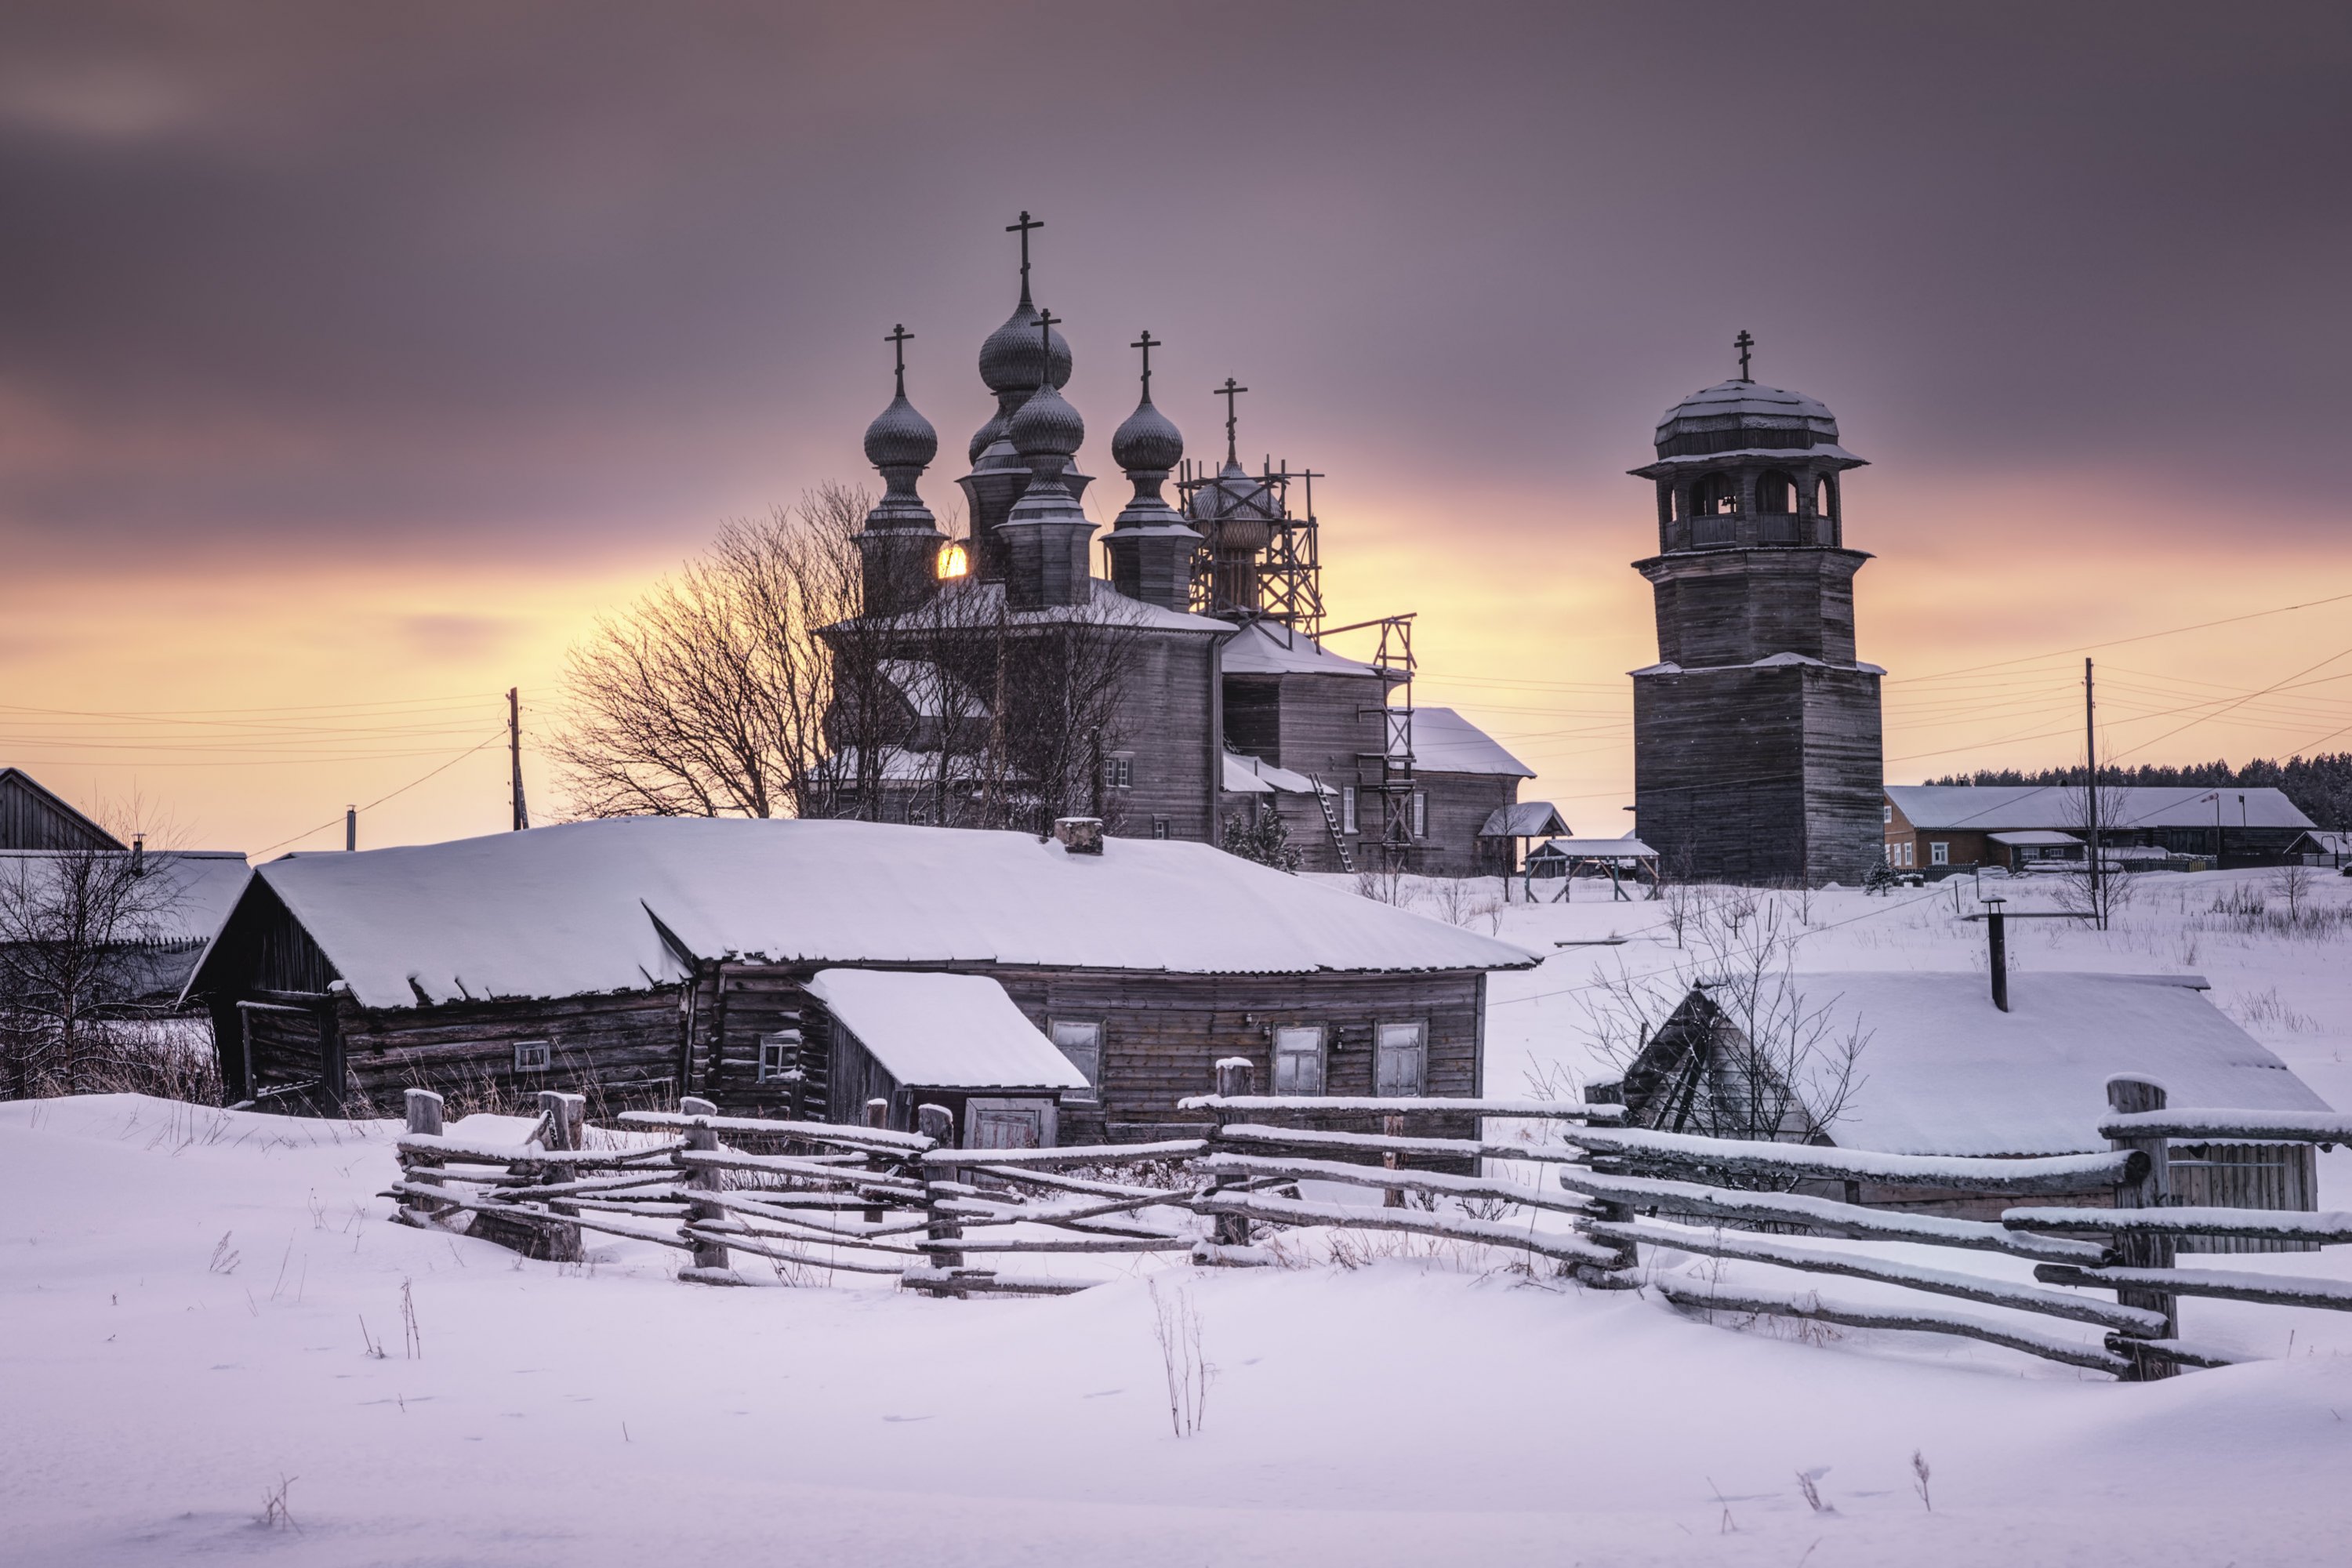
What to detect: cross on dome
<box><xmin>885</xmin><ymin>323</ymin><xmax>913</xmax><ymax>395</ymax></box>
<box><xmin>1131</xmin><ymin>330</ymin><xmax>1160</xmax><ymax>397</ymax></box>
<box><xmin>1007</xmin><ymin>209</ymin><xmax>1044</xmax><ymax>301</ymax></box>
<box><xmin>1215</xmin><ymin>376</ymin><xmax>1248</xmax><ymax>465</ymax></box>
<box><xmin>1735</xmin><ymin>328</ymin><xmax>1755</xmax><ymax>382</ymax></box>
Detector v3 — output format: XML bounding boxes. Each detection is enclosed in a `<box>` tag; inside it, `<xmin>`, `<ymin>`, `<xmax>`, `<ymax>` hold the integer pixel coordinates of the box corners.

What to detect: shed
<box><xmin>1593</xmin><ymin>969</ymin><xmax>2331</xmax><ymax>1247</ymax></box>
<box><xmin>1523</xmin><ymin>835</ymin><xmax>1661</xmax><ymax>901</ymax></box>
<box><xmin>808</xmin><ymin>967</ymin><xmax>1087</xmax><ymax>1147</ymax></box>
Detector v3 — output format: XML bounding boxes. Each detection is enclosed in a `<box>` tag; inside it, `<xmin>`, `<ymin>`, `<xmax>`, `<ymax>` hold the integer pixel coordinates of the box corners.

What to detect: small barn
<box><xmin>1591</xmin><ymin>970</ymin><xmax>2332</xmax><ymax>1247</ymax></box>
<box><xmin>184</xmin><ymin>816</ymin><xmax>1538</xmax><ymax>1141</ymax></box>
<box><xmin>1</xmin><ymin>767</ymin><xmax>127</xmax><ymax>851</ymax></box>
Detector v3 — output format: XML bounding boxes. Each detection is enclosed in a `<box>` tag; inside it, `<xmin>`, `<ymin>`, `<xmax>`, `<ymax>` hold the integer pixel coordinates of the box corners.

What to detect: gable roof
<box><xmin>1645</xmin><ymin>970</ymin><xmax>2328</xmax><ymax>1158</ymax></box>
<box><xmin>1480</xmin><ymin>802</ymin><xmax>1570</xmax><ymax>838</ymax></box>
<box><xmin>191</xmin><ymin>816</ymin><xmax>1540</xmax><ymax>1011</ymax></box>
<box><xmin>805</xmin><ymin>968</ymin><xmax>1088</xmax><ymax>1091</ymax></box>
<box><xmin>1407</xmin><ymin>709</ymin><xmax>1534</xmax><ymax>778</ymax></box>
<box><xmin>0</xmin><ymin>769</ymin><xmax>126</xmax><ymax>851</ymax></box>
<box><xmin>0</xmin><ymin>850</ymin><xmax>251</xmax><ymax>946</ymax></box>
<box><xmin>1886</xmin><ymin>784</ymin><xmax>2314</xmax><ymax>833</ymax></box>
<box><xmin>1219</xmin><ymin>619</ymin><xmax>1388</xmax><ymax>677</ymax></box>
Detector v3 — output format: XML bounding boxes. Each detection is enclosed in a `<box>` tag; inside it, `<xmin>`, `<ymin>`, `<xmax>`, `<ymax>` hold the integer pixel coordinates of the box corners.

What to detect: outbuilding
<box><xmin>1592</xmin><ymin>969</ymin><xmax>2331</xmax><ymax>1248</ymax></box>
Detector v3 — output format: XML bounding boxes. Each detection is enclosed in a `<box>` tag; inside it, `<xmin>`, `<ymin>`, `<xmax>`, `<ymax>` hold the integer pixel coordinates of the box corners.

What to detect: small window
<box><xmin>1374</xmin><ymin>1021</ymin><xmax>1426</xmax><ymax>1097</ymax></box>
<box><xmin>1411</xmin><ymin>792</ymin><xmax>1428</xmax><ymax>839</ymax></box>
<box><xmin>757</xmin><ymin>1030</ymin><xmax>801</xmax><ymax>1083</ymax></box>
<box><xmin>1930</xmin><ymin>840</ymin><xmax>1949</xmax><ymax>866</ymax></box>
<box><xmin>1272</xmin><ymin>1025</ymin><xmax>1326</xmax><ymax>1096</ymax></box>
<box><xmin>1151</xmin><ymin>815</ymin><xmax>1171</xmax><ymax>840</ymax></box>
<box><xmin>1051</xmin><ymin>1018</ymin><xmax>1103</xmax><ymax>1104</ymax></box>
<box><xmin>1106</xmin><ymin>753</ymin><xmax>1134</xmax><ymax>790</ymax></box>
<box><xmin>1341</xmin><ymin>786</ymin><xmax>1359</xmax><ymax>836</ymax></box>
<box><xmin>514</xmin><ymin>1040</ymin><xmax>550</xmax><ymax>1073</ymax></box>
<box><xmin>1882</xmin><ymin>803</ymin><xmax>1892</xmax><ymax>824</ymax></box>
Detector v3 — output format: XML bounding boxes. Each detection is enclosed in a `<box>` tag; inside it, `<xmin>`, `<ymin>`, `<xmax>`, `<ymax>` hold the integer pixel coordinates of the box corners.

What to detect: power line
<box><xmin>252</xmin><ymin>730</ymin><xmax>506</xmax><ymax>857</ymax></box>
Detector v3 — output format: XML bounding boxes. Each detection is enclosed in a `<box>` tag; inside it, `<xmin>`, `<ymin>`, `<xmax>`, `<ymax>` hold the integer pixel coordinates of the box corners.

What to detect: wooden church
<box><xmin>825</xmin><ymin>213</ymin><xmax>1541</xmax><ymax>877</ymax></box>
<box><xmin>1628</xmin><ymin>336</ymin><xmax>1886</xmax><ymax>886</ymax></box>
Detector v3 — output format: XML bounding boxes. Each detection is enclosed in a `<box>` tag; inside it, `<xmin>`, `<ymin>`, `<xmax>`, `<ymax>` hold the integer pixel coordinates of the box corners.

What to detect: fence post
<box><xmin>397</xmin><ymin>1088</ymin><xmax>448</xmax><ymax>1225</ymax></box>
<box><xmin>1382</xmin><ymin>1112</ymin><xmax>1406</xmax><ymax>1208</ymax></box>
<box><xmin>2106</xmin><ymin>1075</ymin><xmax>2178</xmax><ymax>1381</ymax></box>
<box><xmin>679</xmin><ymin>1096</ymin><xmax>734</xmax><ymax>1278</ymax></box>
<box><xmin>538</xmin><ymin>1089</ymin><xmax>586</xmax><ymax>1265</ymax></box>
<box><xmin>864</xmin><ymin>1098</ymin><xmax>891</xmax><ymax>1225</ymax></box>
<box><xmin>917</xmin><ymin>1103</ymin><xmax>963</xmax><ymax>1270</ymax></box>
<box><xmin>1211</xmin><ymin>1058</ymin><xmax>1255</xmax><ymax>1247</ymax></box>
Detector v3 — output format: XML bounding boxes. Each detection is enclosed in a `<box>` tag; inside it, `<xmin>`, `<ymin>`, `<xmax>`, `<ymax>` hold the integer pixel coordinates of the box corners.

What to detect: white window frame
<box><xmin>1411</xmin><ymin>791</ymin><xmax>1428</xmax><ymax>839</ymax></box>
<box><xmin>1930</xmin><ymin>840</ymin><xmax>1949</xmax><ymax>866</ymax></box>
<box><xmin>1272</xmin><ymin>1024</ymin><xmax>1327</xmax><ymax>1097</ymax></box>
<box><xmin>1374</xmin><ymin>1020</ymin><xmax>1427</xmax><ymax>1098</ymax></box>
<box><xmin>1341</xmin><ymin>786</ymin><xmax>1359</xmax><ymax>836</ymax></box>
<box><xmin>1882</xmin><ymin>803</ymin><xmax>1892</xmax><ymax>824</ymax></box>
<box><xmin>1106</xmin><ymin>753</ymin><xmax>1134</xmax><ymax>790</ymax></box>
<box><xmin>757</xmin><ymin>1029</ymin><xmax>801</xmax><ymax>1083</ymax></box>
<box><xmin>1050</xmin><ymin>1018</ymin><xmax>1104</xmax><ymax>1105</ymax></box>
<box><xmin>513</xmin><ymin>1040</ymin><xmax>550</xmax><ymax>1073</ymax></box>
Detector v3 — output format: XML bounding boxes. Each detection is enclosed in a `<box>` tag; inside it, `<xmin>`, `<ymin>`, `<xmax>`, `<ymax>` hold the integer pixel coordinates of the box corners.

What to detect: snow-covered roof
<box><xmin>858</xmin><ymin>579</ymin><xmax>1231</xmax><ymax>637</ymax></box>
<box><xmin>1218</xmin><ymin>620</ymin><xmax>1387</xmax><ymax>678</ymax></box>
<box><xmin>804</xmin><ymin>968</ymin><xmax>1087</xmax><ymax>1091</ymax></box>
<box><xmin>1221</xmin><ymin>753</ymin><xmax>1327</xmax><ymax>796</ymax></box>
<box><xmin>1479</xmin><ymin>802</ymin><xmax>1570</xmax><ymax>838</ymax></box>
<box><xmin>1988</xmin><ymin>830</ymin><xmax>2081</xmax><ymax>847</ymax></box>
<box><xmin>1787</xmin><ymin>971</ymin><xmax>2330</xmax><ymax>1158</ymax></box>
<box><xmin>1654</xmin><ymin>379</ymin><xmax>1836</xmax><ymax>437</ymax></box>
<box><xmin>0</xmin><ymin>850</ymin><xmax>249</xmax><ymax>946</ymax></box>
<box><xmin>1406</xmin><ymin>709</ymin><xmax>1534</xmax><ymax>778</ymax></box>
<box><xmin>1530</xmin><ymin>836</ymin><xmax>1657</xmax><ymax>859</ymax></box>
<box><xmin>207</xmin><ymin>817</ymin><xmax>1538</xmax><ymax>1010</ymax></box>
<box><xmin>1632</xmin><ymin>656</ymin><xmax>1886</xmax><ymax>677</ymax></box>
<box><xmin>1887</xmin><ymin>785</ymin><xmax>2315</xmax><ymax>833</ymax></box>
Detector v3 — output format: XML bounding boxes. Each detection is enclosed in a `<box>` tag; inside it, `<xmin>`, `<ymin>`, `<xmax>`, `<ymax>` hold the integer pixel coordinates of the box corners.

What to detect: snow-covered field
<box><xmin>4</xmin><ymin>867</ymin><xmax>2350</xmax><ymax>1566</ymax></box>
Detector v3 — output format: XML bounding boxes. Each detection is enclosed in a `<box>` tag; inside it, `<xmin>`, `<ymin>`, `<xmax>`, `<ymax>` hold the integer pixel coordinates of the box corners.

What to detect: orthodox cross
<box><xmin>1735</xmin><ymin>328</ymin><xmax>1755</xmax><ymax>381</ymax></box>
<box><xmin>1215</xmin><ymin>376</ymin><xmax>1248</xmax><ymax>463</ymax></box>
<box><xmin>1036</xmin><ymin>306</ymin><xmax>1061</xmax><ymax>366</ymax></box>
<box><xmin>885</xmin><ymin>323</ymin><xmax>913</xmax><ymax>397</ymax></box>
<box><xmin>1007</xmin><ymin>209</ymin><xmax>1044</xmax><ymax>296</ymax></box>
<box><xmin>1131</xmin><ymin>330</ymin><xmax>1161</xmax><ymax>398</ymax></box>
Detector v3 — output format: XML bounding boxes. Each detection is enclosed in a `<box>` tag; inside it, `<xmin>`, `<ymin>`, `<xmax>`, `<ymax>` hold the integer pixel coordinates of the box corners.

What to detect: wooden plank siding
<box><xmin>0</xmin><ymin>768</ymin><xmax>125</xmax><ymax>851</ymax></box>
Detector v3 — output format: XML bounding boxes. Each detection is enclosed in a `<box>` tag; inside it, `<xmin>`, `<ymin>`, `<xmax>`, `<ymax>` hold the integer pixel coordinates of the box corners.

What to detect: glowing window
<box><xmin>936</xmin><ymin>541</ymin><xmax>970</xmax><ymax>579</ymax></box>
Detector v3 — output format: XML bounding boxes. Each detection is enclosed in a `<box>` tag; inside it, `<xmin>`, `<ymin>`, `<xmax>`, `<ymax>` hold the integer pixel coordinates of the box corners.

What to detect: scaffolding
<box><xmin>1174</xmin><ymin>457</ymin><xmax>1325</xmax><ymax>641</ymax></box>
<box><xmin>1323</xmin><ymin>612</ymin><xmax>1417</xmax><ymax>868</ymax></box>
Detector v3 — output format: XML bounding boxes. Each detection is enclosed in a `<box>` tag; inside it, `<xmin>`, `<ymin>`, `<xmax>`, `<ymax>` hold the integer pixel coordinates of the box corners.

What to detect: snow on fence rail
<box><xmin>383</xmin><ymin>1069</ymin><xmax>2347</xmax><ymax>1381</ymax></box>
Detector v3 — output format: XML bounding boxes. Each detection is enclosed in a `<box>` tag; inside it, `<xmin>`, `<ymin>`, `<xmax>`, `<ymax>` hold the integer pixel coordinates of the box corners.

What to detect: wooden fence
<box><xmin>384</xmin><ymin>1069</ymin><xmax>2352</xmax><ymax>1380</ymax></box>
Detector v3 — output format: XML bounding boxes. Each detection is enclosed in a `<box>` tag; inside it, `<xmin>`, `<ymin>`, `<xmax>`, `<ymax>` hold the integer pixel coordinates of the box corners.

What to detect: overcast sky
<box><xmin>4</xmin><ymin>2</ymin><xmax>2348</xmax><ymax>849</ymax></box>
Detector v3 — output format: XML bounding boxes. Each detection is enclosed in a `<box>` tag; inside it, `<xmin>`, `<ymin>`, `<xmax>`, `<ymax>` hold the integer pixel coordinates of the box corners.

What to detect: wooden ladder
<box><xmin>1306</xmin><ymin>774</ymin><xmax>1354</xmax><ymax>872</ymax></box>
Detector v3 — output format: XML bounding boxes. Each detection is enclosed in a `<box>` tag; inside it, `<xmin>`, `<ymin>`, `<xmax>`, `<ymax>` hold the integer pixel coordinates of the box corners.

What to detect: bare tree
<box><xmin>0</xmin><ymin>834</ymin><xmax>197</xmax><ymax>1099</ymax></box>
<box><xmin>2056</xmin><ymin>775</ymin><xmax>2137</xmax><ymax>929</ymax></box>
<box><xmin>1581</xmin><ymin>892</ymin><xmax>1867</xmax><ymax>1160</ymax></box>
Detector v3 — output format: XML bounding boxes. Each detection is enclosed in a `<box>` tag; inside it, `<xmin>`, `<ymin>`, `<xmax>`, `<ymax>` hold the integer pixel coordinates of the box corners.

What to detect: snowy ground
<box><xmin>4</xmin><ymin>866</ymin><xmax>2350</xmax><ymax>1566</ymax></box>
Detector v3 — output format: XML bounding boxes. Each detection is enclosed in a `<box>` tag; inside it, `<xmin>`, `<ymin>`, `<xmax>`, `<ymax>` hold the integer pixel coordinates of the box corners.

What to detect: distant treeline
<box><xmin>1926</xmin><ymin>753</ymin><xmax>2352</xmax><ymax>830</ymax></box>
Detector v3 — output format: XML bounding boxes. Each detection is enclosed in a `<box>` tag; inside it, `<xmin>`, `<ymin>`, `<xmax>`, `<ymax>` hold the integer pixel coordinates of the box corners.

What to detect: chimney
<box><xmin>1054</xmin><ymin>817</ymin><xmax>1105</xmax><ymax>855</ymax></box>
<box><xmin>130</xmin><ymin>833</ymin><xmax>146</xmax><ymax>876</ymax></box>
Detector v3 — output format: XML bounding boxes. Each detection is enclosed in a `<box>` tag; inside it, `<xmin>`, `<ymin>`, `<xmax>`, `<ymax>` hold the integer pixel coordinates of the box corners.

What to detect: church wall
<box><xmin>1640</xmin><ymin>547</ymin><xmax>1867</xmax><ymax>668</ymax></box>
<box><xmin>1633</xmin><ymin>666</ymin><xmax>1812</xmax><ymax>883</ymax></box>
<box><xmin>1106</xmin><ymin>630</ymin><xmax>1219</xmax><ymax>842</ymax></box>
<box><xmin>1798</xmin><ymin>666</ymin><xmax>1887</xmax><ymax>885</ymax></box>
<box><xmin>1414</xmin><ymin>771</ymin><xmax>1520</xmax><ymax>878</ymax></box>
<box><xmin>1270</xmin><ymin>671</ymin><xmax>1388</xmax><ymax>783</ymax></box>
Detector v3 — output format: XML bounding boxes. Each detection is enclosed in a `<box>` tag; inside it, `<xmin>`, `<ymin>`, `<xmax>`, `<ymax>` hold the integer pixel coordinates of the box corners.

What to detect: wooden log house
<box><xmin>184</xmin><ymin>815</ymin><xmax>1537</xmax><ymax>1145</ymax></box>
<box><xmin>1592</xmin><ymin>969</ymin><xmax>2332</xmax><ymax>1249</ymax></box>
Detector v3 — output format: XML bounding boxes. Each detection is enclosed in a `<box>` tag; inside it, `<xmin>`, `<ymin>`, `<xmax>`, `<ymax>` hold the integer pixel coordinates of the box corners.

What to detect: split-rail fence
<box><xmin>384</xmin><ymin>1067</ymin><xmax>2351</xmax><ymax>1381</ymax></box>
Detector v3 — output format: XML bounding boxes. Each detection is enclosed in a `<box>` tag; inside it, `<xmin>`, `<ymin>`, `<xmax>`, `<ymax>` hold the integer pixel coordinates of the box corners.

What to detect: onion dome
<box><xmin>978</xmin><ymin>297</ymin><xmax>1073</xmax><ymax>398</ymax></box>
<box><xmin>1186</xmin><ymin>459</ymin><xmax>1280</xmax><ymax>526</ymax></box>
<box><xmin>967</xmin><ymin>408</ymin><xmax>1009</xmax><ymax>466</ymax></box>
<box><xmin>1112</xmin><ymin>394</ymin><xmax>1183</xmax><ymax>475</ymax></box>
<box><xmin>863</xmin><ymin>390</ymin><xmax>938</xmax><ymax>471</ymax></box>
<box><xmin>1008</xmin><ymin>377</ymin><xmax>1084</xmax><ymax>463</ymax></box>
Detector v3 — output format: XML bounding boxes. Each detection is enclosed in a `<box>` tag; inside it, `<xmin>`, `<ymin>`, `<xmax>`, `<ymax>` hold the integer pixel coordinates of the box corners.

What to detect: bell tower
<box><xmin>1628</xmin><ymin>336</ymin><xmax>1885</xmax><ymax>885</ymax></box>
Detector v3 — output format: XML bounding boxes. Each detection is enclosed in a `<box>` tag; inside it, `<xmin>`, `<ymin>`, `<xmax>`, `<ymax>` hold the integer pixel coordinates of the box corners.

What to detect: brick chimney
<box><xmin>1054</xmin><ymin>817</ymin><xmax>1105</xmax><ymax>855</ymax></box>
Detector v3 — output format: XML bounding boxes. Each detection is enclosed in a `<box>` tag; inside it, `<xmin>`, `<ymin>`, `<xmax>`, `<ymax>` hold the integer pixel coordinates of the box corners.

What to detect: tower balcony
<box><xmin>1672</xmin><ymin>512</ymin><xmax>1840</xmax><ymax>551</ymax></box>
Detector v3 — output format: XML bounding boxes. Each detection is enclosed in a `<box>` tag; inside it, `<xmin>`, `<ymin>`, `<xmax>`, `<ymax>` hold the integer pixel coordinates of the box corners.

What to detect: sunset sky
<box><xmin>3</xmin><ymin>2</ymin><xmax>2348</xmax><ymax>853</ymax></box>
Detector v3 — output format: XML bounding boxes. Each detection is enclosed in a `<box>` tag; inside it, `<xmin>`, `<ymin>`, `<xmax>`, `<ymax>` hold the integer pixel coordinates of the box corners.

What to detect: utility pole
<box><xmin>345</xmin><ymin>805</ymin><xmax>357</xmax><ymax>851</ymax></box>
<box><xmin>509</xmin><ymin>688</ymin><xmax>530</xmax><ymax>831</ymax></box>
<box><xmin>2084</xmin><ymin>657</ymin><xmax>2101</xmax><ymax>929</ymax></box>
